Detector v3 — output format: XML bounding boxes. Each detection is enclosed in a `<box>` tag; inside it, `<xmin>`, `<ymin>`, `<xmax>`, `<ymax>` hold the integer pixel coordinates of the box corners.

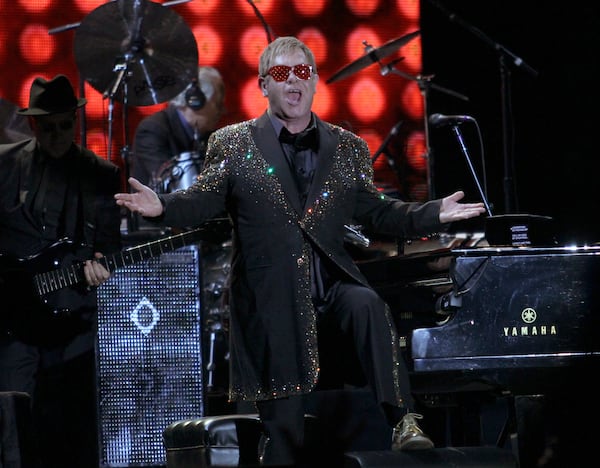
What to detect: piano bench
<box><xmin>163</xmin><ymin>414</ymin><xmax>264</xmax><ymax>468</ymax></box>
<box><xmin>343</xmin><ymin>446</ymin><xmax>519</xmax><ymax>467</ymax></box>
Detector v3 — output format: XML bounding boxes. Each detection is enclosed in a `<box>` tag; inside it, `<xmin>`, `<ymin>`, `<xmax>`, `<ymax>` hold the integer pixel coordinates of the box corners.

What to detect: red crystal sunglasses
<box><xmin>266</xmin><ymin>64</ymin><xmax>313</xmax><ymax>82</ymax></box>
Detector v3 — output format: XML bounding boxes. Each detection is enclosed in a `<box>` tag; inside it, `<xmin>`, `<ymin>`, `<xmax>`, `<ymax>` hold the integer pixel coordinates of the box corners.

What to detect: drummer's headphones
<box><xmin>185</xmin><ymin>79</ymin><xmax>206</xmax><ymax>110</ymax></box>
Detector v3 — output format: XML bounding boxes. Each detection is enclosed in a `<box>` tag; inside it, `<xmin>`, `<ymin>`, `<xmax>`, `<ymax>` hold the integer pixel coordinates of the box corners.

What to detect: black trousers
<box><xmin>256</xmin><ymin>281</ymin><xmax>413</xmax><ymax>466</ymax></box>
<box><xmin>0</xmin><ymin>336</ymin><xmax>98</xmax><ymax>468</ymax></box>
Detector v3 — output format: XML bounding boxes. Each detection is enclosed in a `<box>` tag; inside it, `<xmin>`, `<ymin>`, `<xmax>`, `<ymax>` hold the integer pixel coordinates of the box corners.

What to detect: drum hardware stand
<box><xmin>205</xmin><ymin>300</ymin><xmax>228</xmax><ymax>392</ymax></box>
<box><xmin>103</xmin><ymin>56</ymin><xmax>139</xmax><ymax>231</ymax></box>
<box><xmin>202</xmin><ymin>244</ymin><xmax>233</xmax><ymax>394</ymax></box>
<box><xmin>247</xmin><ymin>0</ymin><xmax>277</xmax><ymax>43</ymax></box>
<box><xmin>203</xmin><ymin>280</ymin><xmax>230</xmax><ymax>393</ymax></box>
<box><xmin>104</xmin><ymin>59</ymin><xmax>130</xmax><ymax>162</ymax></box>
<box><xmin>326</xmin><ymin>32</ymin><xmax>469</xmax><ymax>201</ymax></box>
<box><xmin>205</xmin><ymin>310</ymin><xmax>228</xmax><ymax>392</ymax></box>
<box><xmin>376</xmin><ymin>58</ymin><xmax>469</xmax><ymax>200</ymax></box>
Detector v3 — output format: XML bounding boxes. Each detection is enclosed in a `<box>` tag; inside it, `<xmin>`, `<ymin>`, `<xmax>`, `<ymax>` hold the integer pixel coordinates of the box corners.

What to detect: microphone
<box><xmin>429</xmin><ymin>113</ymin><xmax>475</xmax><ymax>128</ymax></box>
<box><xmin>371</xmin><ymin>121</ymin><xmax>403</xmax><ymax>163</ymax></box>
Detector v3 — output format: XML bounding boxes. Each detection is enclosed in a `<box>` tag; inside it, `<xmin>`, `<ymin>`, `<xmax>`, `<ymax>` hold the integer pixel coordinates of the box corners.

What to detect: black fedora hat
<box><xmin>17</xmin><ymin>74</ymin><xmax>87</xmax><ymax>116</ymax></box>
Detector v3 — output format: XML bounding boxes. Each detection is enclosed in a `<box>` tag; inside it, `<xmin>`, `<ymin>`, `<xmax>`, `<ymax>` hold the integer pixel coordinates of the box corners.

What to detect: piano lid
<box><xmin>412</xmin><ymin>245</ymin><xmax>600</xmax><ymax>376</ymax></box>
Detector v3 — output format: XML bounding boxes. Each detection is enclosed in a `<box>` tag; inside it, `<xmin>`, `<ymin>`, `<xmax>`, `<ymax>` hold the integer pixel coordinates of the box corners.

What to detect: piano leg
<box><xmin>514</xmin><ymin>396</ymin><xmax>548</xmax><ymax>467</ymax></box>
<box><xmin>413</xmin><ymin>370</ymin><xmax>600</xmax><ymax>466</ymax></box>
<box><xmin>495</xmin><ymin>398</ymin><xmax>516</xmax><ymax>449</ymax></box>
<box><xmin>511</xmin><ymin>391</ymin><xmax>600</xmax><ymax>467</ymax></box>
<box><xmin>418</xmin><ymin>392</ymin><xmax>513</xmax><ymax>449</ymax></box>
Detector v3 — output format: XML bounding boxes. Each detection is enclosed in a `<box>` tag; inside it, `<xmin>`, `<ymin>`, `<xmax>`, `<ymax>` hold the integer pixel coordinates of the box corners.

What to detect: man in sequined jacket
<box><xmin>116</xmin><ymin>36</ymin><xmax>486</xmax><ymax>467</ymax></box>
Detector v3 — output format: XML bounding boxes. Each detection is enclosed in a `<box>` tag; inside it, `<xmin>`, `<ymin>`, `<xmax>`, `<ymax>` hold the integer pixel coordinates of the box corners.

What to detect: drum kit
<box><xmin>153</xmin><ymin>151</ymin><xmax>203</xmax><ymax>194</ymax></box>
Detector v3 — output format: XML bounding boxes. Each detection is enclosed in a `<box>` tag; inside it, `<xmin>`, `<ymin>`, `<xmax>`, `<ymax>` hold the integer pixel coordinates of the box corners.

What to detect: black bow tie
<box><xmin>279</xmin><ymin>126</ymin><xmax>319</xmax><ymax>152</ymax></box>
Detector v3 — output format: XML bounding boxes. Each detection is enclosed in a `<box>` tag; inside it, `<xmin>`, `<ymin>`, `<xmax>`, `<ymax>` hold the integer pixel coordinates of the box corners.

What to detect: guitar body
<box><xmin>0</xmin><ymin>239</ymin><xmax>94</xmax><ymax>344</ymax></box>
<box><xmin>0</xmin><ymin>219</ymin><xmax>232</xmax><ymax>344</ymax></box>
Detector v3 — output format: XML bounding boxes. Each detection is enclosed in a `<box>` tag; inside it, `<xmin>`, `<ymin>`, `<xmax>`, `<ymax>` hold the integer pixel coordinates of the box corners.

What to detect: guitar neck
<box><xmin>32</xmin><ymin>224</ymin><xmax>225</xmax><ymax>297</ymax></box>
<box><xmin>102</xmin><ymin>229</ymin><xmax>202</xmax><ymax>273</ymax></box>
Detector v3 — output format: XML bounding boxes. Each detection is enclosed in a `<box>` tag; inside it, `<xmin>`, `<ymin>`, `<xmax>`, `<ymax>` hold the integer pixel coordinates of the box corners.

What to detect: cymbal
<box><xmin>326</xmin><ymin>30</ymin><xmax>420</xmax><ymax>84</ymax></box>
<box><xmin>74</xmin><ymin>0</ymin><xmax>198</xmax><ymax>106</ymax></box>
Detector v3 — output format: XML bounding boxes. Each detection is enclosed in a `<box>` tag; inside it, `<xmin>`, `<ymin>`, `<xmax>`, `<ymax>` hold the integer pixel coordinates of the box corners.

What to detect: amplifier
<box><xmin>96</xmin><ymin>245</ymin><xmax>204</xmax><ymax>467</ymax></box>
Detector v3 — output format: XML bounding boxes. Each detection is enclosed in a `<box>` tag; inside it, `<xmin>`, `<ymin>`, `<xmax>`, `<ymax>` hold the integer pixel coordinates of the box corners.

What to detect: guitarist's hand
<box><xmin>115</xmin><ymin>177</ymin><xmax>164</xmax><ymax>218</ymax></box>
<box><xmin>84</xmin><ymin>252</ymin><xmax>110</xmax><ymax>287</ymax></box>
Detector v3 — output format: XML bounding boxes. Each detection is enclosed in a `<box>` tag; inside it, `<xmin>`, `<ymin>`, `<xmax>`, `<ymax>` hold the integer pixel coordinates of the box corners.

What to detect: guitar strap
<box><xmin>74</xmin><ymin>180</ymin><xmax>85</xmax><ymax>244</ymax></box>
<box><xmin>59</xmin><ymin>172</ymin><xmax>82</xmax><ymax>241</ymax></box>
<box><xmin>77</xmin><ymin>148</ymin><xmax>98</xmax><ymax>248</ymax></box>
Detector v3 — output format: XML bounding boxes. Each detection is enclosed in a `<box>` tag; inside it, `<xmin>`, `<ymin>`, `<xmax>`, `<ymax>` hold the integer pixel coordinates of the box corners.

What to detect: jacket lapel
<box><xmin>251</xmin><ymin>113</ymin><xmax>340</xmax><ymax>217</ymax></box>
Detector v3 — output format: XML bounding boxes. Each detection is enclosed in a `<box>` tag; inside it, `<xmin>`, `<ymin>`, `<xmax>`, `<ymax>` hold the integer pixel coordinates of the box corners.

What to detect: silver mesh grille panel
<box><xmin>96</xmin><ymin>246</ymin><xmax>203</xmax><ymax>467</ymax></box>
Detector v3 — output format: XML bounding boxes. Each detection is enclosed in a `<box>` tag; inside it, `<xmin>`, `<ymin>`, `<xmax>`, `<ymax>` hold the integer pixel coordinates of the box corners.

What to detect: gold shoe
<box><xmin>391</xmin><ymin>413</ymin><xmax>434</xmax><ymax>451</ymax></box>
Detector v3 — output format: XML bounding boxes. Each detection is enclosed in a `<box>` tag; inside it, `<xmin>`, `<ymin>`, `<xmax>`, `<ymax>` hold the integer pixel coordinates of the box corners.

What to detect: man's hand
<box><xmin>114</xmin><ymin>177</ymin><xmax>163</xmax><ymax>218</ymax></box>
<box><xmin>83</xmin><ymin>252</ymin><xmax>110</xmax><ymax>287</ymax></box>
<box><xmin>439</xmin><ymin>191</ymin><xmax>486</xmax><ymax>224</ymax></box>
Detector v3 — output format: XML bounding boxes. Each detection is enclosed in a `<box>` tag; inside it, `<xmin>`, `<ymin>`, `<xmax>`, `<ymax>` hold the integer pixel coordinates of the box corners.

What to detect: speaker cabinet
<box><xmin>96</xmin><ymin>245</ymin><xmax>204</xmax><ymax>467</ymax></box>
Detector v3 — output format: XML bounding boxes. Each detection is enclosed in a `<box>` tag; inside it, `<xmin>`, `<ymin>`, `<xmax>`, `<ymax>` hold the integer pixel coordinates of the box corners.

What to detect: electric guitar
<box><xmin>0</xmin><ymin>218</ymin><xmax>231</xmax><ymax>320</ymax></box>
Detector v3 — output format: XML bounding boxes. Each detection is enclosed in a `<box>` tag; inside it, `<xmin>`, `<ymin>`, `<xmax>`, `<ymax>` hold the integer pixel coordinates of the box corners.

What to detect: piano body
<box><xmin>413</xmin><ymin>245</ymin><xmax>600</xmax><ymax>379</ymax></box>
<box><xmin>357</xmin><ymin>240</ymin><xmax>600</xmax><ymax>466</ymax></box>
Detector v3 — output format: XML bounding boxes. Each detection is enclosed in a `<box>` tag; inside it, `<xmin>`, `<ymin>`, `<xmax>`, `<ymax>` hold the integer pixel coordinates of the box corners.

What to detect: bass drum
<box><xmin>155</xmin><ymin>151</ymin><xmax>202</xmax><ymax>193</ymax></box>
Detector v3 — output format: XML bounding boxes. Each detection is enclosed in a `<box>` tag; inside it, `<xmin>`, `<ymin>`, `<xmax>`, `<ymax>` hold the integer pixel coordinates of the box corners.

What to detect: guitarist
<box><xmin>0</xmin><ymin>75</ymin><xmax>122</xmax><ymax>468</ymax></box>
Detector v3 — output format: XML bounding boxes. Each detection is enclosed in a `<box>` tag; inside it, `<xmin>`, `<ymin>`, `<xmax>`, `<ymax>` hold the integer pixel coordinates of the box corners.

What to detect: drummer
<box><xmin>131</xmin><ymin>66</ymin><xmax>226</xmax><ymax>194</ymax></box>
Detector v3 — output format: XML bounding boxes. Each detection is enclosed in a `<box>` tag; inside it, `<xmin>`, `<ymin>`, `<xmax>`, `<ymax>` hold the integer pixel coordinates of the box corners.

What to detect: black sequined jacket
<box><xmin>159</xmin><ymin>111</ymin><xmax>444</xmax><ymax>402</ymax></box>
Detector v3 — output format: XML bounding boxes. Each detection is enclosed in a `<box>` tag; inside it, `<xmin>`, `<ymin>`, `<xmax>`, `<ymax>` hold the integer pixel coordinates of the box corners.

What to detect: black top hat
<box><xmin>17</xmin><ymin>74</ymin><xmax>87</xmax><ymax>116</ymax></box>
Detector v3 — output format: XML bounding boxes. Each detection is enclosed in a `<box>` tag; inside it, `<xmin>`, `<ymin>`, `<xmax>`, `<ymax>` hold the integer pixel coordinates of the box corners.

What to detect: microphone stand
<box><xmin>427</xmin><ymin>0</ymin><xmax>538</xmax><ymax>213</ymax></box>
<box><xmin>377</xmin><ymin>59</ymin><xmax>469</xmax><ymax>200</ymax></box>
<box><xmin>449</xmin><ymin>124</ymin><xmax>493</xmax><ymax>217</ymax></box>
<box><xmin>371</xmin><ymin>121</ymin><xmax>404</xmax><ymax>187</ymax></box>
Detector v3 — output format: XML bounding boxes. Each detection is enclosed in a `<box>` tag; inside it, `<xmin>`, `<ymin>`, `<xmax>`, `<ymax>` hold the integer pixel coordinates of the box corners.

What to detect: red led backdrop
<box><xmin>0</xmin><ymin>0</ymin><xmax>428</xmax><ymax>202</ymax></box>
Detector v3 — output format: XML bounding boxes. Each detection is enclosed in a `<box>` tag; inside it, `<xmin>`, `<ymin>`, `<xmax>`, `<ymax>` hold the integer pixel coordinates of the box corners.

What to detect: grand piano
<box><xmin>411</xmin><ymin>245</ymin><xmax>600</xmax><ymax>374</ymax></box>
<box><xmin>356</xmin><ymin>232</ymin><xmax>600</xmax><ymax>466</ymax></box>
